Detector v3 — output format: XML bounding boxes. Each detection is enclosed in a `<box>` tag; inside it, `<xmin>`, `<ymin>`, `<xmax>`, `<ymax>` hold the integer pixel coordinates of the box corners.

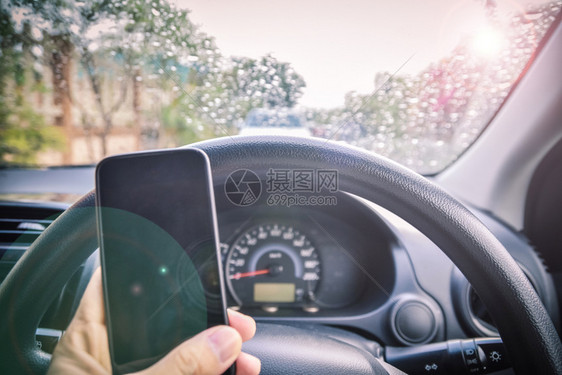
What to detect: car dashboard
<box><xmin>0</xmin><ymin>187</ymin><xmax>559</xmax><ymax>355</ymax></box>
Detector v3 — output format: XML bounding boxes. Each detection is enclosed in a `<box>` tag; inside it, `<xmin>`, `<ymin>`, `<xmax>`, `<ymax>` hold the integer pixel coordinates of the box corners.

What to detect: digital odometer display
<box><xmin>254</xmin><ymin>283</ymin><xmax>296</xmax><ymax>302</ymax></box>
<box><xmin>225</xmin><ymin>223</ymin><xmax>321</xmax><ymax>307</ymax></box>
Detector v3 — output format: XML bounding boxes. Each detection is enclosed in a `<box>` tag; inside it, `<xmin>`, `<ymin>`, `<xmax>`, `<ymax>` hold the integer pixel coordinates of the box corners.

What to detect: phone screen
<box><xmin>95</xmin><ymin>148</ymin><xmax>229</xmax><ymax>374</ymax></box>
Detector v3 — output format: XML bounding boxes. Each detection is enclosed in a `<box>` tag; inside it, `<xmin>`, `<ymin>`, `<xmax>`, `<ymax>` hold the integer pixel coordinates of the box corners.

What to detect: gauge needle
<box><xmin>230</xmin><ymin>269</ymin><xmax>270</xmax><ymax>279</ymax></box>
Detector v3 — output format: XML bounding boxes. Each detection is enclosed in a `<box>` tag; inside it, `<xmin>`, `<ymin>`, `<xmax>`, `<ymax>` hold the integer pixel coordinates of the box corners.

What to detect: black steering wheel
<box><xmin>1</xmin><ymin>136</ymin><xmax>561</xmax><ymax>374</ymax></box>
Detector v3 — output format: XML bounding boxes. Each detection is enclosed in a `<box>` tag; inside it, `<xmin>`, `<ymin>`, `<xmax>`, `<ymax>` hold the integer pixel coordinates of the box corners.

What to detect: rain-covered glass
<box><xmin>1</xmin><ymin>0</ymin><xmax>560</xmax><ymax>174</ymax></box>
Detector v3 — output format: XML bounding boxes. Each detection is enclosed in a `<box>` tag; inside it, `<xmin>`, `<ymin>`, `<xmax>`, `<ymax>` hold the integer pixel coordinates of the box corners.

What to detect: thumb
<box><xmin>134</xmin><ymin>326</ymin><xmax>242</xmax><ymax>375</ymax></box>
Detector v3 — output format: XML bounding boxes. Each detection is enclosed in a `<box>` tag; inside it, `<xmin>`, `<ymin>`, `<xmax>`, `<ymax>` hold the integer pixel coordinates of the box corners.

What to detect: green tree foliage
<box><xmin>1</xmin><ymin>103</ymin><xmax>65</xmax><ymax>166</ymax></box>
<box><xmin>186</xmin><ymin>54</ymin><xmax>307</xmax><ymax>136</ymax></box>
<box><xmin>225</xmin><ymin>54</ymin><xmax>306</xmax><ymax>109</ymax></box>
<box><xmin>1</xmin><ymin>0</ymin><xmax>308</xmax><ymax>164</ymax></box>
<box><xmin>157</xmin><ymin>95</ymin><xmax>216</xmax><ymax>147</ymax></box>
<box><xmin>0</xmin><ymin>4</ymin><xmax>64</xmax><ymax>166</ymax></box>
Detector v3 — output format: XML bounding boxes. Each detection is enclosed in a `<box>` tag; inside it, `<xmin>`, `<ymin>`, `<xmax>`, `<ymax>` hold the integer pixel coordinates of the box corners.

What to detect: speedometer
<box><xmin>225</xmin><ymin>223</ymin><xmax>321</xmax><ymax>309</ymax></box>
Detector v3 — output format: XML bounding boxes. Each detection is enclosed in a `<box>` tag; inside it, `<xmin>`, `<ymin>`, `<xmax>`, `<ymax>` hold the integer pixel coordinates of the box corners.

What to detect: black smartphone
<box><xmin>95</xmin><ymin>148</ymin><xmax>232</xmax><ymax>374</ymax></box>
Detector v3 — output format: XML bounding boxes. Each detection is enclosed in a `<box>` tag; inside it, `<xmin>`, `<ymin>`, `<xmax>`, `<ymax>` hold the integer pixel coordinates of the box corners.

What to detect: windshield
<box><xmin>246</xmin><ymin>110</ymin><xmax>303</xmax><ymax>129</ymax></box>
<box><xmin>1</xmin><ymin>0</ymin><xmax>560</xmax><ymax>174</ymax></box>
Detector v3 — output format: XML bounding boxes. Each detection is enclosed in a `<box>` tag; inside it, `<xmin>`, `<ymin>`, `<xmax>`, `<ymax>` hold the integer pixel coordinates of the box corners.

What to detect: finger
<box><xmin>235</xmin><ymin>352</ymin><xmax>261</xmax><ymax>375</ymax></box>
<box><xmin>135</xmin><ymin>325</ymin><xmax>242</xmax><ymax>375</ymax></box>
<box><xmin>73</xmin><ymin>267</ymin><xmax>105</xmax><ymax>325</ymax></box>
<box><xmin>227</xmin><ymin>309</ymin><xmax>256</xmax><ymax>342</ymax></box>
<box><xmin>48</xmin><ymin>267</ymin><xmax>111</xmax><ymax>374</ymax></box>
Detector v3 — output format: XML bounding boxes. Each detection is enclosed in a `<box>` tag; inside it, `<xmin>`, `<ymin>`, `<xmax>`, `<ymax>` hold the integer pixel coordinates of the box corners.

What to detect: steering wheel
<box><xmin>1</xmin><ymin>136</ymin><xmax>561</xmax><ymax>374</ymax></box>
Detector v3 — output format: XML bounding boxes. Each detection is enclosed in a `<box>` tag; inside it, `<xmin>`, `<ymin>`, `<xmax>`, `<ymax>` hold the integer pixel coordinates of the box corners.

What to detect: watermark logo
<box><xmin>266</xmin><ymin>168</ymin><xmax>338</xmax><ymax>207</ymax></box>
<box><xmin>224</xmin><ymin>169</ymin><xmax>262</xmax><ymax>206</ymax></box>
<box><xmin>266</xmin><ymin>169</ymin><xmax>338</xmax><ymax>193</ymax></box>
<box><xmin>225</xmin><ymin>168</ymin><xmax>338</xmax><ymax>207</ymax></box>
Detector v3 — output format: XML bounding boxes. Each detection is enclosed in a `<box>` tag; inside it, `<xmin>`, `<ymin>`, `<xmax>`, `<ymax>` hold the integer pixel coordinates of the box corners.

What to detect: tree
<box><xmin>185</xmin><ymin>54</ymin><xmax>307</xmax><ymax>135</ymax></box>
<box><xmin>225</xmin><ymin>54</ymin><xmax>305</xmax><ymax>109</ymax></box>
<box><xmin>1</xmin><ymin>1</ymin><xmax>308</xmax><ymax>163</ymax></box>
<box><xmin>0</xmin><ymin>4</ymin><xmax>65</xmax><ymax>166</ymax></box>
<box><xmin>2</xmin><ymin>0</ymin><xmax>218</xmax><ymax>158</ymax></box>
<box><xmin>76</xmin><ymin>0</ymin><xmax>224</xmax><ymax>154</ymax></box>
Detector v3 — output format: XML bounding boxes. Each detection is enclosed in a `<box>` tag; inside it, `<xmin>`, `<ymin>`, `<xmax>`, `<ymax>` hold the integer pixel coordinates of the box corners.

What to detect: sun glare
<box><xmin>471</xmin><ymin>25</ymin><xmax>506</xmax><ymax>59</ymax></box>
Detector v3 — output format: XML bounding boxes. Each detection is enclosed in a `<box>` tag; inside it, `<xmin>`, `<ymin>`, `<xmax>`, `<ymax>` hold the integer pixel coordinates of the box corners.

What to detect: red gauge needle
<box><xmin>230</xmin><ymin>269</ymin><xmax>270</xmax><ymax>279</ymax></box>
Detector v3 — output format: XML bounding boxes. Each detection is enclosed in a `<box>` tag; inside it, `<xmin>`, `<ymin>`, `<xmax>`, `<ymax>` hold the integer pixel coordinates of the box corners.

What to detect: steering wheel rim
<box><xmin>0</xmin><ymin>135</ymin><xmax>560</xmax><ymax>374</ymax></box>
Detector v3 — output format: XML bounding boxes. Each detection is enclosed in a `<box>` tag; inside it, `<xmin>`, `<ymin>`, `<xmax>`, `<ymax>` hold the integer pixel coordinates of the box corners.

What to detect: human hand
<box><xmin>47</xmin><ymin>268</ymin><xmax>261</xmax><ymax>375</ymax></box>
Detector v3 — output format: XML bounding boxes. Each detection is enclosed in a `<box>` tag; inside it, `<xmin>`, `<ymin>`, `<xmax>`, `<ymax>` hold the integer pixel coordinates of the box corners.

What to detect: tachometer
<box><xmin>225</xmin><ymin>223</ymin><xmax>321</xmax><ymax>308</ymax></box>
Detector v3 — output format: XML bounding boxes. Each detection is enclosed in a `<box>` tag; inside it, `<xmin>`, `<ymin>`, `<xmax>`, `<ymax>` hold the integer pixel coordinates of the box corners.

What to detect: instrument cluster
<box><xmin>215</xmin><ymin>192</ymin><xmax>397</xmax><ymax>316</ymax></box>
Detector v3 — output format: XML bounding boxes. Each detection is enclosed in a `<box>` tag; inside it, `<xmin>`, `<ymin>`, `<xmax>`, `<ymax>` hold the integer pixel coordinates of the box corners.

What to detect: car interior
<box><xmin>1</xmin><ymin>1</ymin><xmax>562</xmax><ymax>374</ymax></box>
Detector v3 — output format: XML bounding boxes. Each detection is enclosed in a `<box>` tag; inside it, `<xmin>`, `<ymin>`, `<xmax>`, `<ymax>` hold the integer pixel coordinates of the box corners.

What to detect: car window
<box><xmin>0</xmin><ymin>0</ymin><xmax>560</xmax><ymax>174</ymax></box>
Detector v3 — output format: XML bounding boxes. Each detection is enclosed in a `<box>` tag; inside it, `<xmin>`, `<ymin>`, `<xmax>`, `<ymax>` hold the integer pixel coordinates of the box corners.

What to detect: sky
<box><xmin>175</xmin><ymin>0</ymin><xmax>549</xmax><ymax>108</ymax></box>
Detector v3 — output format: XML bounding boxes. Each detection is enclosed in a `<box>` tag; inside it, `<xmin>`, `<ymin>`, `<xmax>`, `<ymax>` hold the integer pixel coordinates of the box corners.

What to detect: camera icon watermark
<box><xmin>224</xmin><ymin>168</ymin><xmax>338</xmax><ymax>207</ymax></box>
<box><xmin>224</xmin><ymin>169</ymin><xmax>262</xmax><ymax>206</ymax></box>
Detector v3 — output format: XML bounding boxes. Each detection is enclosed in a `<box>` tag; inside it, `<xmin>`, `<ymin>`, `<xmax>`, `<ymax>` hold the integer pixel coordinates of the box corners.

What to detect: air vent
<box><xmin>466</xmin><ymin>286</ymin><xmax>500</xmax><ymax>336</ymax></box>
<box><xmin>451</xmin><ymin>265</ymin><xmax>542</xmax><ymax>337</ymax></box>
<box><xmin>0</xmin><ymin>202</ymin><xmax>67</xmax><ymax>284</ymax></box>
<box><xmin>466</xmin><ymin>268</ymin><xmax>540</xmax><ymax>337</ymax></box>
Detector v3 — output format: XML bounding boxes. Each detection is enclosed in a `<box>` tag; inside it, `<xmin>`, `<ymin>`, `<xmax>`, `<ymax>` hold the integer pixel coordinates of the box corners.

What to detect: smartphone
<box><xmin>95</xmin><ymin>148</ymin><xmax>232</xmax><ymax>374</ymax></box>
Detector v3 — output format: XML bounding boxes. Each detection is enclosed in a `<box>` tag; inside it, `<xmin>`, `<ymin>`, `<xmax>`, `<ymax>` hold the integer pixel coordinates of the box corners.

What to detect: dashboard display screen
<box><xmin>254</xmin><ymin>283</ymin><xmax>296</xmax><ymax>303</ymax></box>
